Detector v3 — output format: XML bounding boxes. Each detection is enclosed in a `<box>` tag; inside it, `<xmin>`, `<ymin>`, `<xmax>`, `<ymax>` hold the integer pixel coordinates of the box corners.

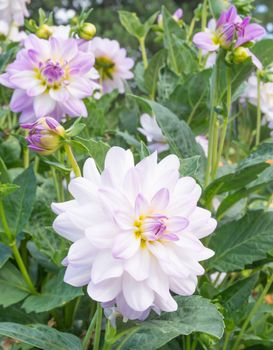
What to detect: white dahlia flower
<box><xmin>0</xmin><ymin>0</ymin><xmax>30</xmax><ymax>26</ymax></box>
<box><xmin>81</xmin><ymin>37</ymin><xmax>134</xmax><ymax>94</ymax></box>
<box><xmin>52</xmin><ymin>147</ymin><xmax>216</xmax><ymax>320</ymax></box>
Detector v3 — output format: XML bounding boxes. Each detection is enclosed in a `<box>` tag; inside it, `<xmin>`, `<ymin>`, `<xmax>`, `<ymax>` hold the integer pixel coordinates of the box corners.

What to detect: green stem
<box><xmin>222</xmin><ymin>331</ymin><xmax>230</xmax><ymax>350</ymax></box>
<box><xmin>185</xmin><ymin>335</ymin><xmax>191</xmax><ymax>350</ymax></box>
<box><xmin>191</xmin><ymin>337</ymin><xmax>198</xmax><ymax>350</ymax></box>
<box><xmin>198</xmin><ymin>0</ymin><xmax>208</xmax><ymax>64</ymax></box>
<box><xmin>0</xmin><ymin>201</ymin><xmax>36</xmax><ymax>294</ymax></box>
<box><xmin>82</xmin><ymin>310</ymin><xmax>98</xmax><ymax>350</ymax></box>
<box><xmin>205</xmin><ymin>54</ymin><xmax>219</xmax><ymax>187</ymax></box>
<box><xmin>93</xmin><ymin>303</ymin><xmax>103</xmax><ymax>350</ymax></box>
<box><xmin>23</xmin><ymin>147</ymin><xmax>29</xmax><ymax>169</ymax></box>
<box><xmin>213</xmin><ymin>65</ymin><xmax>232</xmax><ymax>177</ymax></box>
<box><xmin>231</xmin><ymin>274</ymin><xmax>273</xmax><ymax>350</ymax></box>
<box><xmin>255</xmin><ymin>72</ymin><xmax>262</xmax><ymax>146</ymax></box>
<box><xmin>187</xmin><ymin>17</ymin><xmax>196</xmax><ymax>42</ymax></box>
<box><xmin>139</xmin><ymin>37</ymin><xmax>148</xmax><ymax>70</ymax></box>
<box><xmin>64</xmin><ymin>144</ymin><xmax>81</xmax><ymax>177</ymax></box>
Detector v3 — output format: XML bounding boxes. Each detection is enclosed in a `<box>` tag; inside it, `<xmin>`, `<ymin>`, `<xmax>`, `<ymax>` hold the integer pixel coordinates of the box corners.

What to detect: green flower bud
<box><xmin>36</xmin><ymin>24</ymin><xmax>53</xmax><ymax>40</ymax></box>
<box><xmin>78</xmin><ymin>23</ymin><xmax>96</xmax><ymax>40</ymax></box>
<box><xmin>233</xmin><ymin>47</ymin><xmax>250</xmax><ymax>64</ymax></box>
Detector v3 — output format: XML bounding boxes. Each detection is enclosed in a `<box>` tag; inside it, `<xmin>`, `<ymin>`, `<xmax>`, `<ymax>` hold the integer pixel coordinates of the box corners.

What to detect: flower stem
<box><xmin>231</xmin><ymin>273</ymin><xmax>273</xmax><ymax>350</ymax></box>
<box><xmin>255</xmin><ymin>72</ymin><xmax>262</xmax><ymax>146</ymax></box>
<box><xmin>93</xmin><ymin>303</ymin><xmax>103</xmax><ymax>350</ymax></box>
<box><xmin>139</xmin><ymin>37</ymin><xmax>148</xmax><ymax>70</ymax></box>
<box><xmin>222</xmin><ymin>331</ymin><xmax>230</xmax><ymax>350</ymax></box>
<box><xmin>0</xmin><ymin>201</ymin><xmax>37</xmax><ymax>294</ymax></box>
<box><xmin>213</xmin><ymin>65</ymin><xmax>232</xmax><ymax>177</ymax></box>
<box><xmin>205</xmin><ymin>54</ymin><xmax>219</xmax><ymax>187</ymax></box>
<box><xmin>64</xmin><ymin>144</ymin><xmax>81</xmax><ymax>177</ymax></box>
<box><xmin>82</xmin><ymin>310</ymin><xmax>98</xmax><ymax>350</ymax></box>
<box><xmin>185</xmin><ymin>335</ymin><xmax>191</xmax><ymax>350</ymax></box>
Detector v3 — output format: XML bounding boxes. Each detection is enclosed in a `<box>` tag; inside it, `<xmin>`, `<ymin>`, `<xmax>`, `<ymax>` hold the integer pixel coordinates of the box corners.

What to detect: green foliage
<box><xmin>0</xmin><ymin>323</ymin><xmax>82</xmax><ymax>350</ymax></box>
<box><xmin>208</xmin><ymin>211</ymin><xmax>273</xmax><ymax>272</ymax></box>
<box><xmin>119</xmin><ymin>296</ymin><xmax>224</xmax><ymax>349</ymax></box>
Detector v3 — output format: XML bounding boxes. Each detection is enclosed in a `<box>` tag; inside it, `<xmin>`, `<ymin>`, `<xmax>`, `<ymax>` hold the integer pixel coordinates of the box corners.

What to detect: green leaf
<box><xmin>0</xmin><ymin>323</ymin><xmax>82</xmax><ymax>350</ymax></box>
<box><xmin>0</xmin><ymin>183</ymin><xmax>19</xmax><ymax>199</ymax></box>
<box><xmin>179</xmin><ymin>156</ymin><xmax>201</xmax><ymax>179</ymax></box>
<box><xmin>203</xmin><ymin>163</ymin><xmax>269</xmax><ymax>204</ymax></box>
<box><xmin>120</xmin><ymin>296</ymin><xmax>224</xmax><ymax>350</ymax></box>
<box><xmin>72</xmin><ymin>137</ymin><xmax>110</xmax><ymax>172</ymax></box>
<box><xmin>0</xmin><ymin>157</ymin><xmax>10</xmax><ymax>183</ymax></box>
<box><xmin>208</xmin><ymin>0</ymin><xmax>228</xmax><ymax>18</ymax></box>
<box><xmin>118</xmin><ymin>11</ymin><xmax>157</xmax><ymax>40</ymax></box>
<box><xmin>252</xmin><ymin>39</ymin><xmax>273</xmax><ymax>67</ymax></box>
<box><xmin>0</xmin><ymin>243</ymin><xmax>11</xmax><ymax>268</ymax></box>
<box><xmin>144</xmin><ymin>49</ymin><xmax>167</xmax><ymax>99</ymax></box>
<box><xmin>23</xmin><ymin>270</ymin><xmax>83</xmax><ymax>313</ymax></box>
<box><xmin>2</xmin><ymin>166</ymin><xmax>36</xmax><ymax>236</ymax></box>
<box><xmin>162</xmin><ymin>7</ymin><xmax>195</xmax><ymax>75</ymax></box>
<box><xmin>208</xmin><ymin>211</ymin><xmax>273</xmax><ymax>272</ymax></box>
<box><xmin>219</xmin><ymin>274</ymin><xmax>258</xmax><ymax>314</ymax></box>
<box><xmin>0</xmin><ymin>262</ymin><xmax>29</xmax><ymax>307</ymax></box>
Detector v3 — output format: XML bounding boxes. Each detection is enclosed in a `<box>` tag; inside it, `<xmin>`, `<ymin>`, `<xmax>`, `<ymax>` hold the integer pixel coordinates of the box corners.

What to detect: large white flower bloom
<box><xmin>52</xmin><ymin>147</ymin><xmax>216</xmax><ymax>320</ymax></box>
<box><xmin>81</xmin><ymin>37</ymin><xmax>134</xmax><ymax>94</ymax></box>
<box><xmin>0</xmin><ymin>0</ymin><xmax>30</xmax><ymax>26</ymax></box>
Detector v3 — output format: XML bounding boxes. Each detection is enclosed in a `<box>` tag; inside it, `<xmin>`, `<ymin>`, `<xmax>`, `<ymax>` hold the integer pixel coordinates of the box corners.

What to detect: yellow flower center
<box><xmin>95</xmin><ymin>56</ymin><xmax>116</xmax><ymax>80</ymax></box>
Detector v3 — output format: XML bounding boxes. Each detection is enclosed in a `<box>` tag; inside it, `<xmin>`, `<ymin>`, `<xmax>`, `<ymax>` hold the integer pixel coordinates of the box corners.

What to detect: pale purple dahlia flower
<box><xmin>0</xmin><ymin>34</ymin><xmax>99</xmax><ymax>123</ymax></box>
<box><xmin>52</xmin><ymin>147</ymin><xmax>216</xmax><ymax>320</ymax></box>
<box><xmin>193</xmin><ymin>6</ymin><xmax>265</xmax><ymax>68</ymax></box>
<box><xmin>22</xmin><ymin>117</ymin><xmax>65</xmax><ymax>155</ymax></box>
<box><xmin>81</xmin><ymin>37</ymin><xmax>134</xmax><ymax>94</ymax></box>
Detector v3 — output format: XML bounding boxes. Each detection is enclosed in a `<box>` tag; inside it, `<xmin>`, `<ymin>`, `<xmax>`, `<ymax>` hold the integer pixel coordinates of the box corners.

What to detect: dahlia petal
<box><xmin>147</xmin><ymin>258</ymin><xmax>170</xmax><ymax>299</ymax></box>
<box><xmin>49</xmin><ymin>87</ymin><xmax>69</xmax><ymax>102</ymax></box>
<box><xmin>68</xmin><ymin>177</ymin><xmax>98</xmax><ymax>203</ymax></box>
<box><xmin>91</xmin><ymin>251</ymin><xmax>123</xmax><ymax>284</ymax></box>
<box><xmin>51</xmin><ymin>200</ymin><xmax>77</xmax><ymax>215</ymax></box>
<box><xmin>33</xmin><ymin>93</ymin><xmax>56</xmax><ymax>118</ymax></box>
<box><xmin>10</xmin><ymin>71</ymin><xmax>38</xmax><ymax>89</ymax></box>
<box><xmin>112</xmin><ymin>233</ymin><xmax>140</xmax><ymax>259</ymax></box>
<box><xmin>154</xmin><ymin>292</ymin><xmax>177</xmax><ymax>312</ymax></box>
<box><xmin>61</xmin><ymin>97</ymin><xmax>87</xmax><ymax>117</ymax></box>
<box><xmin>122</xmin><ymin>274</ymin><xmax>154</xmax><ymax>312</ymax></box>
<box><xmin>83</xmin><ymin>158</ymin><xmax>101</xmax><ymax>186</ymax></box>
<box><xmin>85</xmin><ymin>222</ymin><xmax>117</xmax><ymax>249</ymax></box>
<box><xmin>151</xmin><ymin>188</ymin><xmax>170</xmax><ymax>211</ymax></box>
<box><xmin>124</xmin><ymin>248</ymin><xmax>150</xmax><ymax>281</ymax></box>
<box><xmin>135</xmin><ymin>194</ymin><xmax>149</xmax><ymax>217</ymax></box>
<box><xmin>193</xmin><ymin>32</ymin><xmax>219</xmax><ymax>51</ymax></box>
<box><xmin>87</xmin><ymin>278</ymin><xmax>121</xmax><ymax>303</ymax></box>
<box><xmin>64</xmin><ymin>264</ymin><xmax>91</xmax><ymax>287</ymax></box>
<box><xmin>52</xmin><ymin>212</ymin><xmax>84</xmax><ymax>242</ymax></box>
<box><xmin>67</xmin><ymin>238</ymin><xmax>96</xmax><ymax>266</ymax></box>
<box><xmin>167</xmin><ymin>216</ymin><xmax>189</xmax><ymax>233</ymax></box>
<box><xmin>169</xmin><ymin>275</ymin><xmax>198</xmax><ymax>296</ymax></box>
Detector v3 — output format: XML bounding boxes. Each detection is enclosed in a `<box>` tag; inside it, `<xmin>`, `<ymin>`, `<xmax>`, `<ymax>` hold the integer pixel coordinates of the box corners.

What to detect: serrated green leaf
<box><xmin>2</xmin><ymin>166</ymin><xmax>36</xmax><ymax>236</ymax></box>
<box><xmin>0</xmin><ymin>323</ymin><xmax>82</xmax><ymax>350</ymax></box>
<box><xmin>208</xmin><ymin>211</ymin><xmax>273</xmax><ymax>272</ymax></box>
<box><xmin>23</xmin><ymin>270</ymin><xmax>83</xmax><ymax>313</ymax></box>
<box><xmin>120</xmin><ymin>296</ymin><xmax>224</xmax><ymax>350</ymax></box>
<box><xmin>0</xmin><ymin>262</ymin><xmax>29</xmax><ymax>307</ymax></box>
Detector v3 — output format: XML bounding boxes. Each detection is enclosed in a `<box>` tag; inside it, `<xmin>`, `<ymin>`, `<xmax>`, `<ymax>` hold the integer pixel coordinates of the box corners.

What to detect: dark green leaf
<box><xmin>0</xmin><ymin>183</ymin><xmax>19</xmax><ymax>199</ymax></box>
<box><xmin>120</xmin><ymin>296</ymin><xmax>224</xmax><ymax>350</ymax></box>
<box><xmin>208</xmin><ymin>211</ymin><xmax>273</xmax><ymax>272</ymax></box>
<box><xmin>23</xmin><ymin>270</ymin><xmax>83</xmax><ymax>313</ymax></box>
<box><xmin>0</xmin><ymin>323</ymin><xmax>82</xmax><ymax>350</ymax></box>
<box><xmin>0</xmin><ymin>243</ymin><xmax>11</xmax><ymax>268</ymax></box>
<box><xmin>0</xmin><ymin>262</ymin><xmax>29</xmax><ymax>307</ymax></box>
<box><xmin>2</xmin><ymin>166</ymin><xmax>36</xmax><ymax>236</ymax></box>
<box><xmin>144</xmin><ymin>49</ymin><xmax>167</xmax><ymax>99</ymax></box>
<box><xmin>252</xmin><ymin>39</ymin><xmax>273</xmax><ymax>67</ymax></box>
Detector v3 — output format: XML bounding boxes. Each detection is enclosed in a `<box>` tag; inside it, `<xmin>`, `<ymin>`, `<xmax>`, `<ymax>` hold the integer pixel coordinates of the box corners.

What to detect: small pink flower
<box><xmin>52</xmin><ymin>147</ymin><xmax>216</xmax><ymax>320</ymax></box>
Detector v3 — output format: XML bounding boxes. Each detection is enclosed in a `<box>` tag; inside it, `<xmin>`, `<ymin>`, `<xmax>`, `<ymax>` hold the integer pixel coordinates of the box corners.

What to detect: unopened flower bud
<box><xmin>22</xmin><ymin>117</ymin><xmax>65</xmax><ymax>155</ymax></box>
<box><xmin>233</xmin><ymin>47</ymin><xmax>250</xmax><ymax>64</ymax></box>
<box><xmin>78</xmin><ymin>23</ymin><xmax>96</xmax><ymax>40</ymax></box>
<box><xmin>36</xmin><ymin>24</ymin><xmax>53</xmax><ymax>39</ymax></box>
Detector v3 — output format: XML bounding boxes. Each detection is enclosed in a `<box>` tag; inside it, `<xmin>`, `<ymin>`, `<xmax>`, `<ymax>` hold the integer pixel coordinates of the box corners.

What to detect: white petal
<box><xmin>124</xmin><ymin>248</ymin><xmax>150</xmax><ymax>281</ymax></box>
<box><xmin>83</xmin><ymin>158</ymin><xmax>101</xmax><ymax>186</ymax></box>
<box><xmin>52</xmin><ymin>212</ymin><xmax>84</xmax><ymax>242</ymax></box>
<box><xmin>154</xmin><ymin>292</ymin><xmax>178</xmax><ymax>312</ymax></box>
<box><xmin>91</xmin><ymin>250</ymin><xmax>123</xmax><ymax>284</ymax></box>
<box><xmin>33</xmin><ymin>93</ymin><xmax>56</xmax><ymax>118</ymax></box>
<box><xmin>169</xmin><ymin>275</ymin><xmax>198</xmax><ymax>296</ymax></box>
<box><xmin>68</xmin><ymin>177</ymin><xmax>98</xmax><ymax>203</ymax></box>
<box><xmin>122</xmin><ymin>274</ymin><xmax>154</xmax><ymax>312</ymax></box>
<box><xmin>67</xmin><ymin>238</ymin><xmax>96</xmax><ymax>266</ymax></box>
<box><xmin>85</xmin><ymin>222</ymin><xmax>117</xmax><ymax>249</ymax></box>
<box><xmin>87</xmin><ymin>278</ymin><xmax>121</xmax><ymax>302</ymax></box>
<box><xmin>112</xmin><ymin>233</ymin><xmax>140</xmax><ymax>259</ymax></box>
<box><xmin>64</xmin><ymin>264</ymin><xmax>91</xmax><ymax>287</ymax></box>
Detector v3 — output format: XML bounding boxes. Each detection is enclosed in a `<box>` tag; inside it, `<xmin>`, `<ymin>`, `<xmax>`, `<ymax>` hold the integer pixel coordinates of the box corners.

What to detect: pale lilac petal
<box><xmin>91</xmin><ymin>251</ymin><xmax>123</xmax><ymax>284</ymax></box>
<box><xmin>88</xmin><ymin>278</ymin><xmax>121</xmax><ymax>302</ymax></box>
<box><xmin>193</xmin><ymin>32</ymin><xmax>219</xmax><ymax>51</ymax></box>
<box><xmin>112</xmin><ymin>234</ymin><xmax>140</xmax><ymax>259</ymax></box>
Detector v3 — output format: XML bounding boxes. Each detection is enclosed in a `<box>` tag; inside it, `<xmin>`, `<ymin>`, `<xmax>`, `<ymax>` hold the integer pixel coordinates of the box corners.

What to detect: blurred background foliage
<box><xmin>28</xmin><ymin>0</ymin><xmax>273</xmax><ymax>56</ymax></box>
